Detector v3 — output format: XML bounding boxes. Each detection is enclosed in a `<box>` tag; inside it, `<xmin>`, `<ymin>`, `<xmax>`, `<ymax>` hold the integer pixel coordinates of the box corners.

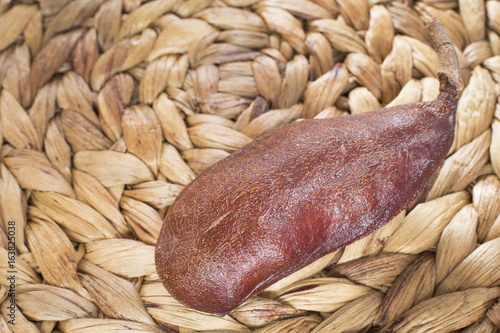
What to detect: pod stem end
<box><xmin>426</xmin><ymin>17</ymin><xmax>463</xmax><ymax>92</ymax></box>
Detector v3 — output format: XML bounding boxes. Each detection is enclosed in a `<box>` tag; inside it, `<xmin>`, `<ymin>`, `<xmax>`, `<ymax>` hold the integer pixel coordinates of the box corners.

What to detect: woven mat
<box><xmin>1</xmin><ymin>0</ymin><xmax>500</xmax><ymax>332</ymax></box>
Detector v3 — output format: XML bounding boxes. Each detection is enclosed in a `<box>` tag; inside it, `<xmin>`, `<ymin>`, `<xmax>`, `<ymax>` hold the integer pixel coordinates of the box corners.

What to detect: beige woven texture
<box><xmin>0</xmin><ymin>0</ymin><xmax>500</xmax><ymax>332</ymax></box>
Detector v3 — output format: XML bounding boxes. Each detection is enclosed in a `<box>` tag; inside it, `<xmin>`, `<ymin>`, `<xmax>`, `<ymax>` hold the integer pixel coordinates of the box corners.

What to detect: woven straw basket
<box><xmin>0</xmin><ymin>0</ymin><xmax>500</xmax><ymax>332</ymax></box>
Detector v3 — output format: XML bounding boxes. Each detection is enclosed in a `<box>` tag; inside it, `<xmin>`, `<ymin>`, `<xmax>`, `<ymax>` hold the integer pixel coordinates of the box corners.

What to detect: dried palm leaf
<box><xmin>181</xmin><ymin>148</ymin><xmax>230</xmax><ymax>174</ymax></box>
<box><xmin>139</xmin><ymin>281</ymin><xmax>250</xmax><ymax>331</ymax></box>
<box><xmin>312</xmin><ymin>291</ymin><xmax>383</xmax><ymax>333</ymax></box>
<box><xmin>303</xmin><ymin>64</ymin><xmax>349</xmax><ymax>119</ymax></box>
<box><xmin>2</xmin><ymin>43</ymin><xmax>31</xmax><ymax>109</ymax></box>
<box><xmin>26</xmin><ymin>213</ymin><xmax>87</xmax><ymax>297</ymax></box>
<box><xmin>383</xmin><ymin>191</ymin><xmax>470</xmax><ymax>254</ymax></box>
<box><xmin>230</xmin><ymin>296</ymin><xmax>308</xmax><ymax>328</ymax></box>
<box><xmin>84</xmin><ymin>239</ymin><xmax>156</xmax><ymax>278</ymax></box>
<box><xmin>435</xmin><ymin>204</ymin><xmax>478</xmax><ymax>285</ymax></box>
<box><xmin>460</xmin><ymin>0</ymin><xmax>486</xmax><ymax>42</ymax></box>
<box><xmin>329</xmin><ymin>253</ymin><xmax>417</xmax><ymax>293</ymax></box>
<box><xmin>94</xmin><ymin>0</ymin><xmax>122</xmax><ymax>51</ymax></box>
<box><xmin>450</xmin><ymin>66</ymin><xmax>496</xmax><ymax>153</ymax></box>
<box><xmin>0</xmin><ymin>90</ymin><xmax>41</xmax><ymax>151</ymax></box>
<box><xmin>389</xmin><ymin>287</ymin><xmax>500</xmax><ymax>332</ymax></box>
<box><xmin>0</xmin><ymin>163</ymin><xmax>29</xmax><ymax>253</ymax></box>
<box><xmin>91</xmin><ymin>28</ymin><xmax>156</xmax><ymax>91</ymax></box>
<box><xmin>73</xmin><ymin>169</ymin><xmax>130</xmax><ymax>237</ymax></box>
<box><xmin>436</xmin><ymin>238</ymin><xmax>500</xmax><ymax>295</ymax></box>
<box><xmin>427</xmin><ymin>129</ymin><xmax>491</xmax><ymax>200</ymax></box>
<box><xmin>30</xmin><ymin>191</ymin><xmax>120</xmax><ymax>242</ymax></box>
<box><xmin>3</xmin><ymin>149</ymin><xmax>74</xmax><ymax>197</ymax></box>
<box><xmin>74</xmin><ymin>150</ymin><xmax>154</xmax><ymax>187</ymax></box>
<box><xmin>0</xmin><ymin>4</ymin><xmax>38</xmax><ymax>52</ymax></box>
<box><xmin>159</xmin><ymin>143</ymin><xmax>196</xmax><ymax>186</ymax></box>
<box><xmin>366</xmin><ymin>5</ymin><xmax>394</xmax><ymax>64</ymax></box>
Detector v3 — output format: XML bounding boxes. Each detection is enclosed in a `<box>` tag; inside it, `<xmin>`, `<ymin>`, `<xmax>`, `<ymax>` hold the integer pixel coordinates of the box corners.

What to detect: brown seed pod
<box><xmin>155</xmin><ymin>18</ymin><xmax>463</xmax><ymax>316</ymax></box>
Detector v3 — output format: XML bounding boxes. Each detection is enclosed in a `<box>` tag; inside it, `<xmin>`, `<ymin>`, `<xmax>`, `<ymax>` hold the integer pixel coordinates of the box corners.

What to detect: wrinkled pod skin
<box><xmin>155</xmin><ymin>20</ymin><xmax>461</xmax><ymax>316</ymax></box>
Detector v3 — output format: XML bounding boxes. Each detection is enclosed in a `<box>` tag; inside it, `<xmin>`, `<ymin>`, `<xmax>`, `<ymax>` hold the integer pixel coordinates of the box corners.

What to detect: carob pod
<box><xmin>155</xmin><ymin>18</ymin><xmax>462</xmax><ymax>316</ymax></box>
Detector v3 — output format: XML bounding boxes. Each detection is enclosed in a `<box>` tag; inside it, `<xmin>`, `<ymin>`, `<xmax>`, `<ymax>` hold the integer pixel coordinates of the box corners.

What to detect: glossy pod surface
<box><xmin>155</xmin><ymin>19</ymin><xmax>462</xmax><ymax>316</ymax></box>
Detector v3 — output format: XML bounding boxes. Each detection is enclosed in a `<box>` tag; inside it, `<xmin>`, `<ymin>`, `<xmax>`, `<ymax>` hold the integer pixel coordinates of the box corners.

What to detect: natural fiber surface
<box><xmin>0</xmin><ymin>0</ymin><xmax>499</xmax><ymax>332</ymax></box>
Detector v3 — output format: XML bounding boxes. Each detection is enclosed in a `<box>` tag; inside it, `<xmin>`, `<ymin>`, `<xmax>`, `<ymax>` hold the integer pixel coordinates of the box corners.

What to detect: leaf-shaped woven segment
<box><xmin>94</xmin><ymin>0</ymin><xmax>121</xmax><ymax>51</ymax></box>
<box><xmin>258</xmin><ymin>7</ymin><xmax>306</xmax><ymax>53</ymax></box>
<box><xmin>57</xmin><ymin>71</ymin><xmax>99</xmax><ymax>126</ymax></box>
<box><xmin>26</xmin><ymin>212</ymin><xmax>86</xmax><ymax>296</ymax></box>
<box><xmin>153</xmin><ymin>93</ymin><xmax>192</xmax><ymax>151</ymax></box>
<box><xmin>59</xmin><ymin>319</ymin><xmax>166</xmax><ymax>333</ymax></box>
<box><xmin>242</xmin><ymin>104</ymin><xmax>303</xmax><ymax>139</ymax></box>
<box><xmin>230</xmin><ymin>296</ymin><xmax>308</xmax><ymax>328</ymax></box>
<box><xmin>435</xmin><ymin>238</ymin><xmax>500</xmax><ymax>295</ymax></box>
<box><xmin>329</xmin><ymin>253</ymin><xmax>417</xmax><ymax>293</ymax></box>
<box><xmin>381</xmin><ymin>36</ymin><xmax>413</xmax><ymax>104</ymax></box>
<box><xmin>73</xmin><ymin>169</ymin><xmax>130</xmax><ymax>237</ymax></box>
<box><xmin>262</xmin><ymin>251</ymin><xmax>341</xmax><ymax>299</ymax></box>
<box><xmin>311</xmin><ymin>291</ymin><xmax>384</xmax><ymax>333</ymax></box>
<box><xmin>139</xmin><ymin>281</ymin><xmax>251</xmax><ymax>331</ymax></box>
<box><xmin>120</xmin><ymin>196</ymin><xmax>162</xmax><ymax>245</ymax></box>
<box><xmin>3</xmin><ymin>148</ymin><xmax>73</xmax><ymax>197</ymax></box>
<box><xmin>2</xmin><ymin>43</ymin><xmax>32</xmax><ymax>108</ymax></box>
<box><xmin>0</xmin><ymin>4</ymin><xmax>38</xmax><ymax>51</ymax></box>
<box><xmin>188</xmin><ymin>123</ymin><xmax>252</xmax><ymax>152</ymax></box>
<box><xmin>70</xmin><ymin>29</ymin><xmax>99</xmax><ymax>85</ymax></box>
<box><xmin>181</xmin><ymin>148</ymin><xmax>230</xmax><ymax>174</ymax></box>
<box><xmin>84</xmin><ymin>239</ymin><xmax>156</xmax><ymax>278</ymax></box>
<box><xmin>389</xmin><ymin>287</ymin><xmax>500</xmax><ymax>332</ymax></box>
<box><xmin>274</xmin><ymin>278</ymin><xmax>374</xmax><ymax>312</ymax></box>
<box><xmin>308</xmin><ymin>19</ymin><xmax>368</xmax><ymax>54</ymax></box>
<box><xmin>373</xmin><ymin>252</ymin><xmax>436</xmax><ymax>327</ymax></box>
<box><xmin>0</xmin><ymin>247</ymin><xmax>41</xmax><ymax>285</ymax></box>
<box><xmin>159</xmin><ymin>143</ymin><xmax>197</xmax><ymax>186</ymax></box>
<box><xmin>366</xmin><ymin>5</ymin><xmax>394</xmax><ymax>64</ymax></box>
<box><xmin>252</xmin><ymin>315</ymin><xmax>322</xmax><ymax>333</ymax></box>
<box><xmin>196</xmin><ymin>7</ymin><xmax>267</xmax><ymax>32</ymax></box>
<box><xmin>30</xmin><ymin>191</ymin><xmax>120</xmax><ymax>242</ymax></box>
<box><xmin>0</xmin><ymin>298</ymin><xmax>39</xmax><ymax>333</ymax></box>
<box><xmin>78</xmin><ymin>259</ymin><xmax>156</xmax><ymax>325</ymax></box>
<box><xmin>16</xmin><ymin>284</ymin><xmax>99</xmax><ymax>321</ymax></box>
<box><xmin>148</xmin><ymin>17</ymin><xmax>217</xmax><ymax>61</ymax></box>
<box><xmin>427</xmin><ymin>129</ymin><xmax>491</xmax><ymax>200</ymax></box>
<box><xmin>278</xmin><ymin>55</ymin><xmax>308</xmax><ymax>109</ymax></box>
<box><xmin>30</xmin><ymin>29</ymin><xmax>84</xmax><ymax>95</ymax></box>
<box><xmin>0</xmin><ymin>164</ymin><xmax>28</xmax><ymax>253</ymax></box>
<box><xmin>97</xmin><ymin>73</ymin><xmax>134</xmax><ymax>142</ymax></box>
<box><xmin>118</xmin><ymin>0</ymin><xmax>180</xmax><ymax>40</ymax></box>
<box><xmin>122</xmin><ymin>105</ymin><xmax>163</xmax><ymax>176</ymax></box>
<box><xmin>42</xmin><ymin>0</ymin><xmax>106</xmax><ymax>44</ymax></box>
<box><xmin>386</xmin><ymin>79</ymin><xmax>422</xmax><ymax>107</ymax></box>
<box><xmin>44</xmin><ymin>118</ymin><xmax>72</xmax><ymax>182</ymax></box>
<box><xmin>435</xmin><ymin>204</ymin><xmax>478</xmax><ymax>285</ymax></box>
<box><xmin>303</xmin><ymin>64</ymin><xmax>349</xmax><ymax>119</ymax></box>
<box><xmin>460</xmin><ymin>0</ymin><xmax>486</xmax><ymax>42</ymax></box>
<box><xmin>339</xmin><ymin>211</ymin><xmax>405</xmax><ymax>263</ymax></box>
<box><xmin>345</xmin><ymin>53</ymin><xmax>382</xmax><ymax>100</ymax></box>
<box><xmin>348</xmin><ymin>87</ymin><xmax>381</xmax><ymax>114</ymax></box>
<box><xmin>451</xmin><ymin>66</ymin><xmax>496</xmax><ymax>153</ymax></box>
<box><xmin>59</xmin><ymin>109</ymin><xmax>112</xmax><ymax>152</ymax></box>
<box><xmin>74</xmin><ymin>150</ymin><xmax>154</xmax><ymax>187</ymax></box>
<box><xmin>91</xmin><ymin>29</ymin><xmax>156</xmax><ymax>91</ymax></box>
<box><xmin>383</xmin><ymin>191</ymin><xmax>470</xmax><ymax>254</ymax></box>
<box><xmin>122</xmin><ymin>180</ymin><xmax>184</xmax><ymax>210</ymax></box>
<box><xmin>1</xmin><ymin>90</ymin><xmax>41</xmax><ymax>151</ymax></box>
<box><xmin>140</xmin><ymin>56</ymin><xmax>178</xmax><ymax>104</ymax></box>
<box><xmin>473</xmin><ymin>175</ymin><xmax>500</xmax><ymax>243</ymax></box>
<box><xmin>492</xmin><ymin>118</ymin><xmax>500</xmax><ymax>178</ymax></box>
